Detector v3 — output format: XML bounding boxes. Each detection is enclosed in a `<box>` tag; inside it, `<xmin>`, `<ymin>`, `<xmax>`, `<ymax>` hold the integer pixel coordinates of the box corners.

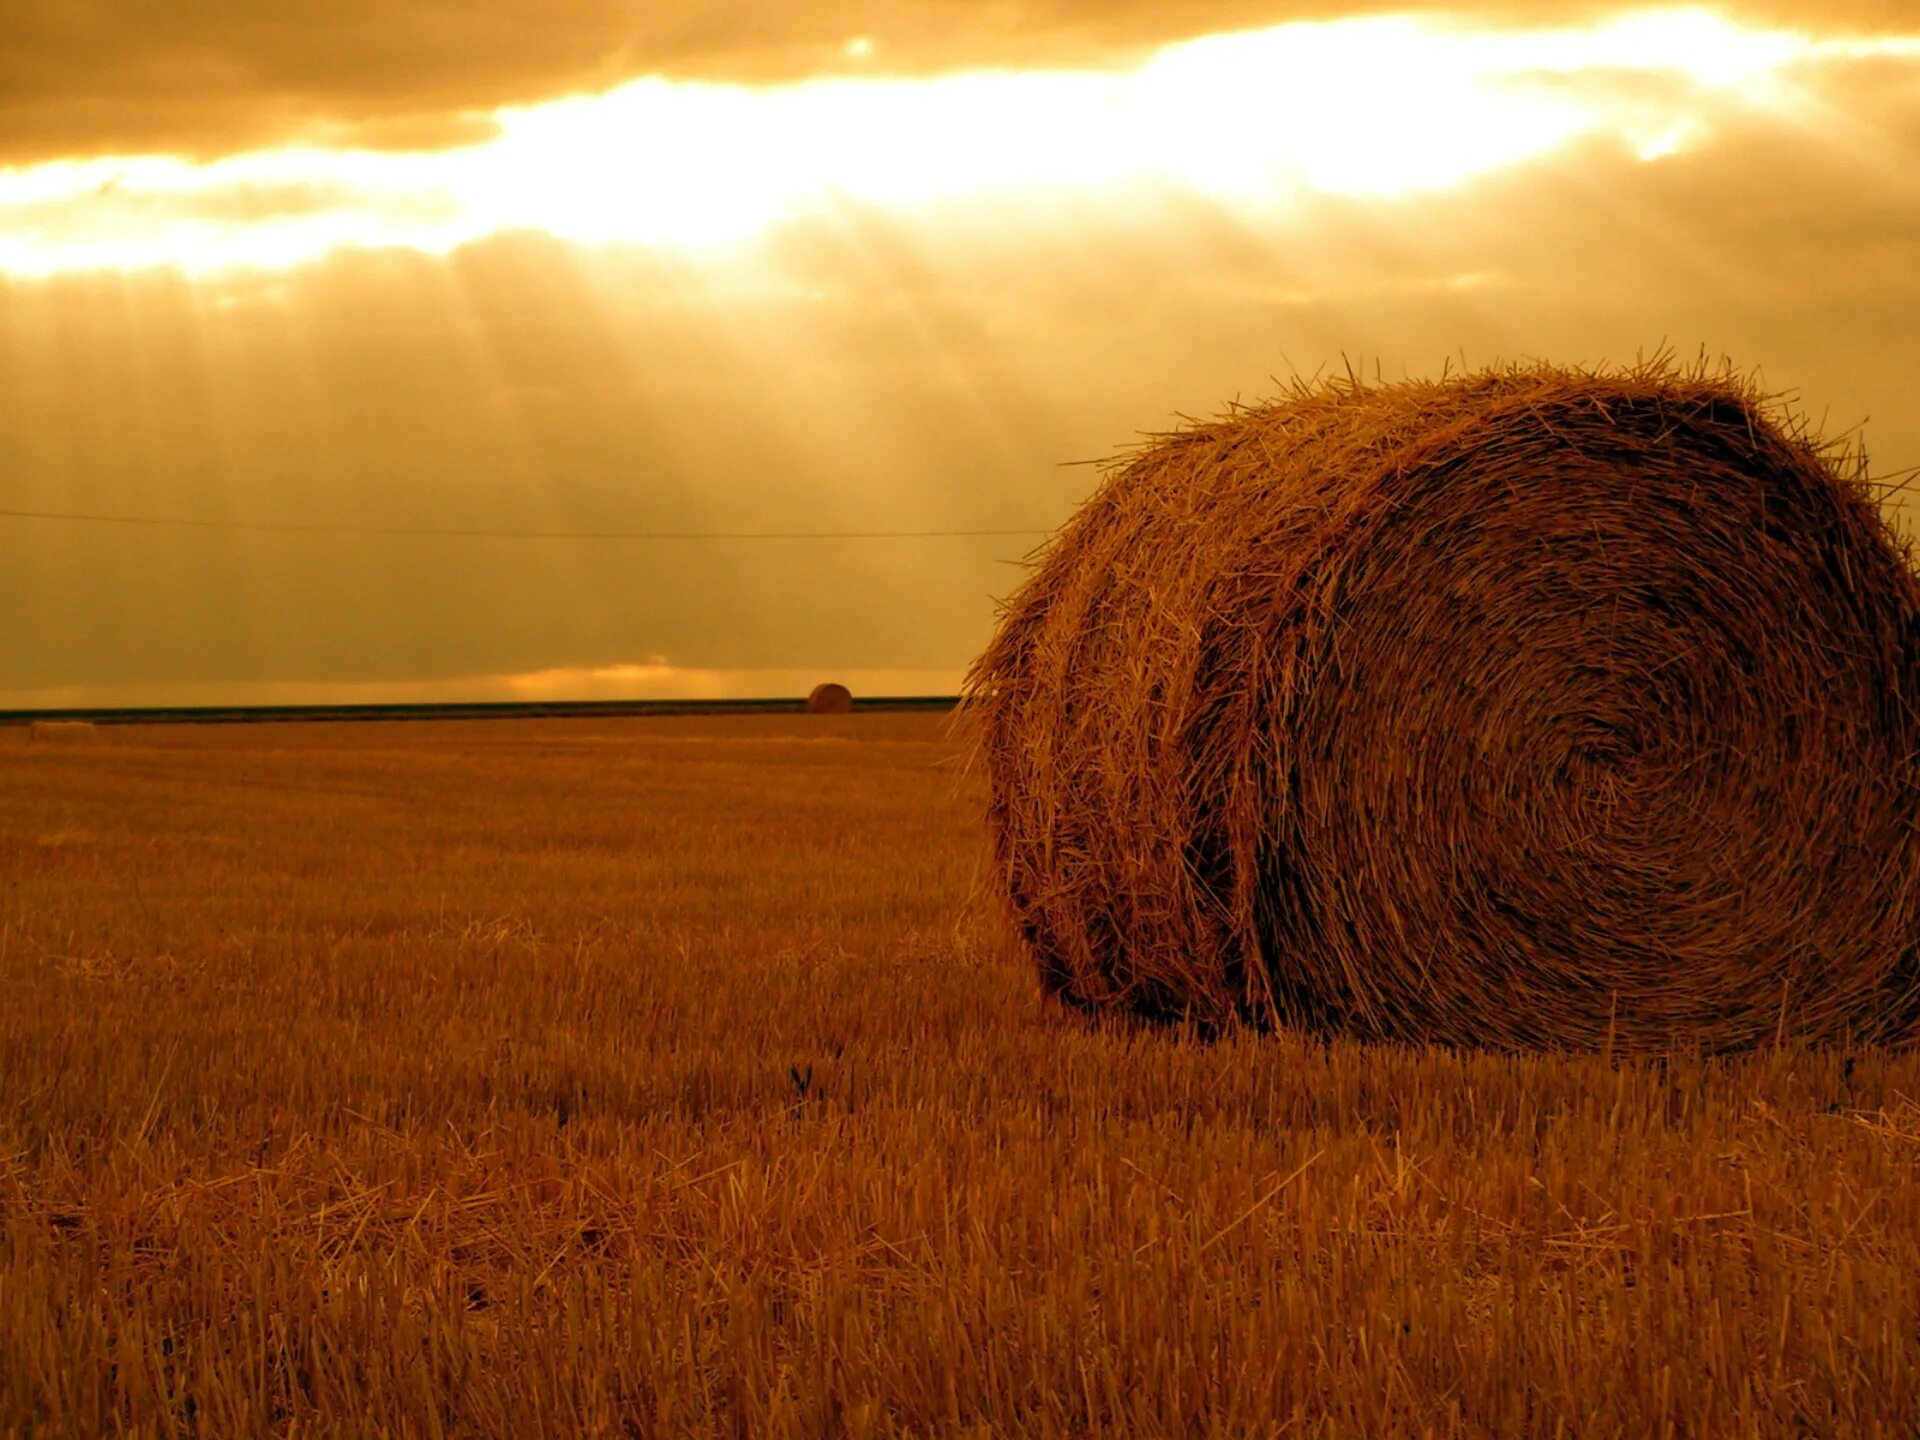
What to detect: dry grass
<box><xmin>2</xmin><ymin>713</ymin><xmax>1919</xmax><ymax>1436</ymax></box>
<box><xmin>968</xmin><ymin>359</ymin><xmax>1920</xmax><ymax>1049</ymax></box>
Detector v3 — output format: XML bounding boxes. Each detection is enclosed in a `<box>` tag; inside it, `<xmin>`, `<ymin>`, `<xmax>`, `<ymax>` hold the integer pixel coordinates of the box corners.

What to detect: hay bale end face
<box><xmin>807</xmin><ymin>682</ymin><xmax>854</xmax><ymax>714</ymax></box>
<box><xmin>967</xmin><ymin>360</ymin><xmax>1920</xmax><ymax>1050</ymax></box>
<box><xmin>26</xmin><ymin>720</ymin><xmax>100</xmax><ymax>744</ymax></box>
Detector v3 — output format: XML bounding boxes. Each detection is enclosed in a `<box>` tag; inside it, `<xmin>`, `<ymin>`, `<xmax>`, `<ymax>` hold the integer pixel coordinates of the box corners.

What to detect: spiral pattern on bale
<box><xmin>967</xmin><ymin>362</ymin><xmax>1920</xmax><ymax>1049</ymax></box>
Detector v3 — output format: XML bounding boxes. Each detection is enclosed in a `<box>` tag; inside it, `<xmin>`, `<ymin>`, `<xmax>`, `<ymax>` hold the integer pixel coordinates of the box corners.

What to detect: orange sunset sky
<box><xmin>4</xmin><ymin>1</ymin><xmax>1920</xmax><ymax>707</ymax></box>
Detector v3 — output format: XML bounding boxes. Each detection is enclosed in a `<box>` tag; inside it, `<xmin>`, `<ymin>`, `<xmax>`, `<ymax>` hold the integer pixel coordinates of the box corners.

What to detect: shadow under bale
<box><xmin>966</xmin><ymin>359</ymin><xmax>1920</xmax><ymax>1050</ymax></box>
<box><xmin>26</xmin><ymin>720</ymin><xmax>101</xmax><ymax>744</ymax></box>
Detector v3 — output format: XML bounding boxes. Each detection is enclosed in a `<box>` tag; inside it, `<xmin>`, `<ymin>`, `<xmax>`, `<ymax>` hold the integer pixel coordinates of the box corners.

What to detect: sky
<box><xmin>4</xmin><ymin>2</ymin><xmax>1920</xmax><ymax>707</ymax></box>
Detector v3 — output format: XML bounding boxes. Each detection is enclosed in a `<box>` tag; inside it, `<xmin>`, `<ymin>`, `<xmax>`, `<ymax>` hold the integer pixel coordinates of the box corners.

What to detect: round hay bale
<box><xmin>807</xmin><ymin>682</ymin><xmax>854</xmax><ymax>715</ymax></box>
<box><xmin>26</xmin><ymin>720</ymin><xmax>100</xmax><ymax>744</ymax></box>
<box><xmin>966</xmin><ymin>361</ymin><xmax>1920</xmax><ymax>1050</ymax></box>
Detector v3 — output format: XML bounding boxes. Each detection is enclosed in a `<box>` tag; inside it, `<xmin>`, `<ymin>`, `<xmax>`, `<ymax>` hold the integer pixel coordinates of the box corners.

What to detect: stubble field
<box><xmin>2</xmin><ymin>712</ymin><xmax>1918</xmax><ymax>1437</ymax></box>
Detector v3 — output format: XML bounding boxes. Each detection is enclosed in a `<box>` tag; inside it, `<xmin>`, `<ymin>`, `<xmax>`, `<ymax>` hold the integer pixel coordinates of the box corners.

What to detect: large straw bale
<box><xmin>807</xmin><ymin>682</ymin><xmax>854</xmax><ymax>714</ymax></box>
<box><xmin>966</xmin><ymin>360</ymin><xmax>1920</xmax><ymax>1049</ymax></box>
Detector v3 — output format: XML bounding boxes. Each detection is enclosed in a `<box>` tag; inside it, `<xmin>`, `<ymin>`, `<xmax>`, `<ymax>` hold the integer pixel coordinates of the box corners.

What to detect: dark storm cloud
<box><xmin>2</xmin><ymin>0</ymin><xmax>1914</xmax><ymax>165</ymax></box>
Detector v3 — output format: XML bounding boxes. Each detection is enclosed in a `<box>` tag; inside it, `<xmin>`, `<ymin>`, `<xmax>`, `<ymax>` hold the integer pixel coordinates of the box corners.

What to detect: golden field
<box><xmin>2</xmin><ymin>712</ymin><xmax>1918</xmax><ymax>1438</ymax></box>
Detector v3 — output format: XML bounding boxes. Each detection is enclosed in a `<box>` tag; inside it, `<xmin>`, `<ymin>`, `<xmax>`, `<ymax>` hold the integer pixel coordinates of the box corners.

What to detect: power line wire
<box><xmin>0</xmin><ymin>505</ymin><xmax>1056</xmax><ymax>542</ymax></box>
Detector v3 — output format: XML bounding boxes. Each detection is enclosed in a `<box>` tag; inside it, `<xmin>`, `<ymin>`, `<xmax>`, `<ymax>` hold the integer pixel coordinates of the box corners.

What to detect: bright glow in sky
<box><xmin>7</xmin><ymin>6</ymin><xmax>1920</xmax><ymax>706</ymax></box>
<box><xmin>0</xmin><ymin>7</ymin><xmax>1915</xmax><ymax>277</ymax></box>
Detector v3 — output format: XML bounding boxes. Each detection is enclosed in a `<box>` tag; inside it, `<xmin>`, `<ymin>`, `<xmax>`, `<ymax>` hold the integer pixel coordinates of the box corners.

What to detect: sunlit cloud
<box><xmin>499</xmin><ymin>658</ymin><xmax>728</xmax><ymax>701</ymax></box>
<box><xmin>1</xmin><ymin>7</ymin><xmax>1917</xmax><ymax>278</ymax></box>
<box><xmin>495</xmin><ymin>661</ymin><xmax>961</xmax><ymax>702</ymax></box>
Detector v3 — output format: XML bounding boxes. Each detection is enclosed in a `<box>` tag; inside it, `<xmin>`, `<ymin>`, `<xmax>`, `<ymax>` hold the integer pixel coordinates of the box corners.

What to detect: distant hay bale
<box><xmin>807</xmin><ymin>682</ymin><xmax>854</xmax><ymax>715</ymax></box>
<box><xmin>26</xmin><ymin>720</ymin><xmax>100</xmax><ymax>744</ymax></box>
<box><xmin>967</xmin><ymin>360</ymin><xmax>1920</xmax><ymax>1050</ymax></box>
